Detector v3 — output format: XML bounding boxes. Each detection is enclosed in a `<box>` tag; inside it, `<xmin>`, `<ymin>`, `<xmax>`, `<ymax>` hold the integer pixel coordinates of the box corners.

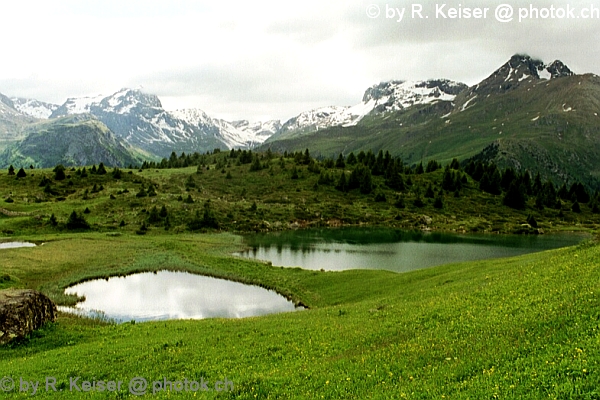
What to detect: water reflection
<box><xmin>237</xmin><ymin>228</ymin><xmax>587</xmax><ymax>273</ymax></box>
<box><xmin>59</xmin><ymin>271</ymin><xmax>299</xmax><ymax>323</ymax></box>
<box><xmin>0</xmin><ymin>242</ymin><xmax>36</xmax><ymax>249</ymax></box>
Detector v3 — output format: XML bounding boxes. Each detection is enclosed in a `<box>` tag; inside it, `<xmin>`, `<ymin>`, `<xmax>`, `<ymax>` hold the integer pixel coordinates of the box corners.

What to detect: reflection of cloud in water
<box><xmin>61</xmin><ymin>271</ymin><xmax>298</xmax><ymax>323</ymax></box>
<box><xmin>0</xmin><ymin>242</ymin><xmax>36</xmax><ymax>249</ymax></box>
<box><xmin>237</xmin><ymin>230</ymin><xmax>587</xmax><ymax>273</ymax></box>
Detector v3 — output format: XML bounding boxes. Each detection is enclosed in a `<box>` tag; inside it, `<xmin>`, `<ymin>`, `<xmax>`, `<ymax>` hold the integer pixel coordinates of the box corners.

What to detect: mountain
<box><xmin>453</xmin><ymin>54</ymin><xmax>574</xmax><ymax>111</ymax></box>
<box><xmin>0</xmin><ymin>114</ymin><xmax>144</xmax><ymax>168</ymax></box>
<box><xmin>261</xmin><ymin>55</ymin><xmax>600</xmax><ymax>189</ymax></box>
<box><xmin>267</xmin><ymin>79</ymin><xmax>468</xmax><ymax>142</ymax></box>
<box><xmin>0</xmin><ymin>93</ymin><xmax>37</xmax><ymax>151</ymax></box>
<box><xmin>11</xmin><ymin>97</ymin><xmax>59</xmax><ymax>119</ymax></box>
<box><xmin>51</xmin><ymin>88</ymin><xmax>276</xmax><ymax>157</ymax></box>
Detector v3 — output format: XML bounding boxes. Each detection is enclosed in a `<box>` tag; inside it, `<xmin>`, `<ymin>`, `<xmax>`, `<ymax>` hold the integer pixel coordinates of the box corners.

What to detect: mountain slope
<box><xmin>261</xmin><ymin>55</ymin><xmax>600</xmax><ymax>188</ymax></box>
<box><xmin>0</xmin><ymin>93</ymin><xmax>37</xmax><ymax>150</ymax></box>
<box><xmin>0</xmin><ymin>114</ymin><xmax>144</xmax><ymax>168</ymax></box>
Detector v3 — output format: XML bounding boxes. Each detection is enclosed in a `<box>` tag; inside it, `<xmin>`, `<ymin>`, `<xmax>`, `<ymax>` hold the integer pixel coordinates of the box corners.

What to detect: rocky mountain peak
<box><xmin>96</xmin><ymin>88</ymin><xmax>162</xmax><ymax>114</ymax></box>
<box><xmin>545</xmin><ymin>60</ymin><xmax>573</xmax><ymax>78</ymax></box>
<box><xmin>458</xmin><ymin>54</ymin><xmax>576</xmax><ymax>106</ymax></box>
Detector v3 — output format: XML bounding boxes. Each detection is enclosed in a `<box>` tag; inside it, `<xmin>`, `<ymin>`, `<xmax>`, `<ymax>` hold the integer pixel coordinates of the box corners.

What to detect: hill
<box><xmin>260</xmin><ymin>55</ymin><xmax>600</xmax><ymax>189</ymax></box>
<box><xmin>0</xmin><ymin>115</ymin><xmax>145</xmax><ymax>168</ymax></box>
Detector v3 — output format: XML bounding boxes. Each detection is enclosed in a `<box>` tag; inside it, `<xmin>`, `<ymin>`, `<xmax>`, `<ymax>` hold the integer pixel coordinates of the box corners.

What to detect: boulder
<box><xmin>0</xmin><ymin>289</ymin><xmax>56</xmax><ymax>345</ymax></box>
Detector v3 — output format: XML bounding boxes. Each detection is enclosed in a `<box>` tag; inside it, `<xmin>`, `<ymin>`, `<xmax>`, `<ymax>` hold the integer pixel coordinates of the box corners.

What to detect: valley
<box><xmin>1</xmin><ymin>53</ymin><xmax>599</xmax><ymax>398</ymax></box>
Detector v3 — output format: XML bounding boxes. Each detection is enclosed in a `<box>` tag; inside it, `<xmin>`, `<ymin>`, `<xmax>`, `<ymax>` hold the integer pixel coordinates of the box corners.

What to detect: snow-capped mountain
<box><xmin>230</xmin><ymin>120</ymin><xmax>282</xmax><ymax>141</ymax></box>
<box><xmin>11</xmin><ymin>97</ymin><xmax>59</xmax><ymax>119</ymax></box>
<box><xmin>48</xmin><ymin>88</ymin><xmax>279</xmax><ymax>157</ymax></box>
<box><xmin>0</xmin><ymin>93</ymin><xmax>37</xmax><ymax>142</ymax></box>
<box><xmin>271</xmin><ymin>79</ymin><xmax>468</xmax><ymax>141</ymax></box>
<box><xmin>50</xmin><ymin>94</ymin><xmax>105</xmax><ymax>117</ymax></box>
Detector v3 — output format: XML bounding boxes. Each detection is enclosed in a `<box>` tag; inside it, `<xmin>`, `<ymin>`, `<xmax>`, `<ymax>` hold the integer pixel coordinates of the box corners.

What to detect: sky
<box><xmin>1</xmin><ymin>0</ymin><xmax>598</xmax><ymax>122</ymax></box>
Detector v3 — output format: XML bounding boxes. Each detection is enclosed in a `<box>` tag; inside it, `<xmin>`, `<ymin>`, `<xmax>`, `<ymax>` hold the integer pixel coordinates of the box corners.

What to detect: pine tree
<box><xmin>425</xmin><ymin>184</ymin><xmax>435</xmax><ymax>198</ymax></box>
<box><xmin>8</xmin><ymin>165</ymin><xmax>15</xmax><ymax>176</ymax></box>
<box><xmin>290</xmin><ymin>166</ymin><xmax>299</xmax><ymax>180</ymax></box>
<box><xmin>335</xmin><ymin>172</ymin><xmax>348</xmax><ymax>192</ymax></box>
<box><xmin>433</xmin><ymin>195</ymin><xmax>444</xmax><ymax>209</ymax></box>
<box><xmin>66</xmin><ymin>211</ymin><xmax>90</xmax><ymax>230</ymax></box>
<box><xmin>415</xmin><ymin>162</ymin><xmax>424</xmax><ymax>174</ymax></box>
<box><xmin>159</xmin><ymin>205</ymin><xmax>168</xmax><ymax>218</ymax></box>
<box><xmin>385</xmin><ymin>166</ymin><xmax>405</xmax><ymax>191</ymax></box>
<box><xmin>450</xmin><ymin>158</ymin><xmax>461</xmax><ymax>170</ymax></box>
<box><xmin>335</xmin><ymin>154</ymin><xmax>346</xmax><ymax>169</ymax></box>
<box><xmin>500</xmin><ymin>167</ymin><xmax>517</xmax><ymax>192</ymax></box>
<box><xmin>359</xmin><ymin>168</ymin><xmax>373</xmax><ymax>194</ymax></box>
<box><xmin>97</xmin><ymin>163</ymin><xmax>107</xmax><ymax>175</ymax></box>
<box><xmin>136</xmin><ymin>186</ymin><xmax>147</xmax><ymax>198</ymax></box>
<box><xmin>16</xmin><ymin>167</ymin><xmax>27</xmax><ymax>178</ymax></box>
<box><xmin>249</xmin><ymin>156</ymin><xmax>262</xmax><ymax>171</ymax></box>
<box><xmin>49</xmin><ymin>213</ymin><xmax>58</xmax><ymax>227</ymax></box>
<box><xmin>442</xmin><ymin>168</ymin><xmax>456</xmax><ymax>191</ymax></box>
<box><xmin>557</xmin><ymin>183</ymin><xmax>569</xmax><ymax>200</ymax></box>
<box><xmin>346</xmin><ymin>152</ymin><xmax>357</xmax><ymax>165</ymax></box>
<box><xmin>148</xmin><ymin>206</ymin><xmax>161</xmax><ymax>224</ymax></box>
<box><xmin>526</xmin><ymin>214</ymin><xmax>538</xmax><ymax>228</ymax></box>
<box><xmin>503</xmin><ymin>181</ymin><xmax>527</xmax><ymax>209</ymax></box>
<box><xmin>53</xmin><ymin>165</ymin><xmax>66</xmax><ymax>181</ymax></box>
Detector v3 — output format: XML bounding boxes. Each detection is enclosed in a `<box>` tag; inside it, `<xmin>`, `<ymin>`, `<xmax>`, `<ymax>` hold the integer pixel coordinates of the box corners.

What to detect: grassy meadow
<box><xmin>1</xmin><ymin>152</ymin><xmax>599</xmax><ymax>398</ymax></box>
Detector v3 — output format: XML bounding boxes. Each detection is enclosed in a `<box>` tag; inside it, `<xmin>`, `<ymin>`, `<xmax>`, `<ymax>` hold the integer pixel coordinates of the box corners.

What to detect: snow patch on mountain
<box><xmin>51</xmin><ymin>94</ymin><xmax>105</xmax><ymax>117</ymax></box>
<box><xmin>10</xmin><ymin>98</ymin><xmax>59</xmax><ymax>119</ymax></box>
<box><xmin>276</xmin><ymin>79</ymin><xmax>468</xmax><ymax>136</ymax></box>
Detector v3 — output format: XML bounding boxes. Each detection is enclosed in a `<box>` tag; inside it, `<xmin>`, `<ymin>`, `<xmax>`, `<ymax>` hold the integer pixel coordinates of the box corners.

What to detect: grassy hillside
<box><xmin>261</xmin><ymin>74</ymin><xmax>600</xmax><ymax>189</ymax></box>
<box><xmin>1</xmin><ymin>150</ymin><xmax>599</xmax><ymax>237</ymax></box>
<box><xmin>0</xmin><ymin>115</ymin><xmax>145</xmax><ymax>169</ymax></box>
<box><xmin>0</xmin><ymin>231</ymin><xmax>598</xmax><ymax>398</ymax></box>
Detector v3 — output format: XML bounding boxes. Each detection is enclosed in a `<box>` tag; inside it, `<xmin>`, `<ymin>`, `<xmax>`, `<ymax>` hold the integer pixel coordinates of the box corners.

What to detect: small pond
<box><xmin>59</xmin><ymin>271</ymin><xmax>300</xmax><ymax>323</ymax></box>
<box><xmin>0</xmin><ymin>242</ymin><xmax>36</xmax><ymax>249</ymax></box>
<box><xmin>236</xmin><ymin>228</ymin><xmax>588</xmax><ymax>273</ymax></box>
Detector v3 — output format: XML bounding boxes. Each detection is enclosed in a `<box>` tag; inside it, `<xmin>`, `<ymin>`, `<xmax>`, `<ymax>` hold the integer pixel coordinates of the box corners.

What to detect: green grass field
<box><xmin>1</xmin><ymin>155</ymin><xmax>599</xmax><ymax>398</ymax></box>
<box><xmin>1</xmin><ymin>232</ymin><xmax>599</xmax><ymax>398</ymax></box>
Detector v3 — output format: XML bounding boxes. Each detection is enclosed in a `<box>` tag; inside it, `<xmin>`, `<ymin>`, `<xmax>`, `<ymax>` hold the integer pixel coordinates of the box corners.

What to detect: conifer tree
<box><xmin>335</xmin><ymin>153</ymin><xmax>346</xmax><ymax>169</ymax></box>
<box><xmin>54</xmin><ymin>165</ymin><xmax>66</xmax><ymax>181</ymax></box>
<box><xmin>8</xmin><ymin>165</ymin><xmax>15</xmax><ymax>176</ymax></box>
<box><xmin>503</xmin><ymin>181</ymin><xmax>527</xmax><ymax>209</ymax></box>
<box><xmin>335</xmin><ymin>172</ymin><xmax>348</xmax><ymax>192</ymax></box>
<box><xmin>97</xmin><ymin>163</ymin><xmax>107</xmax><ymax>175</ymax></box>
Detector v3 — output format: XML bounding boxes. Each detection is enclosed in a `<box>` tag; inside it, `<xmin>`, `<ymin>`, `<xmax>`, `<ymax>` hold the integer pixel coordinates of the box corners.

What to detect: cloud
<box><xmin>1</xmin><ymin>0</ymin><xmax>598</xmax><ymax>123</ymax></box>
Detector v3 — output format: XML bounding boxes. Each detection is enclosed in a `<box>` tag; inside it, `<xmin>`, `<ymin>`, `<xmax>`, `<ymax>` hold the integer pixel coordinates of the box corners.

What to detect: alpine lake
<box><xmin>59</xmin><ymin>228</ymin><xmax>588</xmax><ymax>323</ymax></box>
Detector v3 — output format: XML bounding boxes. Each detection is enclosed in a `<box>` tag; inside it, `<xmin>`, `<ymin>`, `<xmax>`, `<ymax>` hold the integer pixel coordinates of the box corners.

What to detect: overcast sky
<box><xmin>1</xmin><ymin>0</ymin><xmax>597</xmax><ymax>122</ymax></box>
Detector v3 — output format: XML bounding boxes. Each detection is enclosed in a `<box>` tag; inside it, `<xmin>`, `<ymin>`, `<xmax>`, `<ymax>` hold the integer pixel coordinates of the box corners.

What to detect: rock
<box><xmin>418</xmin><ymin>215</ymin><xmax>433</xmax><ymax>226</ymax></box>
<box><xmin>0</xmin><ymin>289</ymin><xmax>56</xmax><ymax>345</ymax></box>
